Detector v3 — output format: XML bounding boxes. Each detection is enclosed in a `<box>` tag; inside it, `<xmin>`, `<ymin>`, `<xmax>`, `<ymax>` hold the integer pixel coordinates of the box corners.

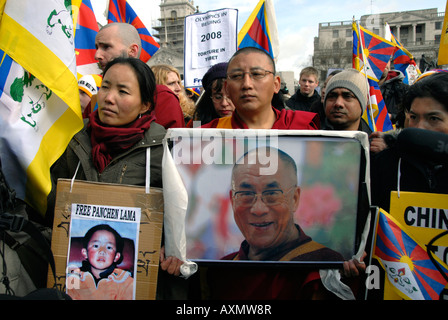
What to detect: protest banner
<box><xmin>183</xmin><ymin>8</ymin><xmax>238</xmax><ymax>88</ymax></box>
<box><xmin>381</xmin><ymin>191</ymin><xmax>448</xmax><ymax>299</ymax></box>
<box><xmin>47</xmin><ymin>179</ymin><xmax>164</xmax><ymax>300</ymax></box>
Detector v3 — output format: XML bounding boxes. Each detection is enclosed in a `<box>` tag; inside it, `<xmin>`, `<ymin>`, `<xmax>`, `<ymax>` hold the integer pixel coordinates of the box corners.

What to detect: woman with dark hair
<box><xmin>401</xmin><ymin>71</ymin><xmax>448</xmax><ymax>133</ymax></box>
<box><xmin>47</xmin><ymin>57</ymin><xmax>166</xmax><ymax>221</ymax></box>
<box><xmin>188</xmin><ymin>62</ymin><xmax>235</xmax><ymax>127</ymax></box>
<box><xmin>371</xmin><ymin>71</ymin><xmax>448</xmax><ymax>212</ymax></box>
<box><xmin>49</xmin><ymin>57</ymin><xmax>184</xmax><ymax>297</ymax></box>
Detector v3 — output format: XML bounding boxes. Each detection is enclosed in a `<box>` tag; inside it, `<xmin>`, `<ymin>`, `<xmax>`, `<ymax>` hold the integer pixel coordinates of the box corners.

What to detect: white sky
<box><xmin>91</xmin><ymin>0</ymin><xmax>446</xmax><ymax>79</ymax></box>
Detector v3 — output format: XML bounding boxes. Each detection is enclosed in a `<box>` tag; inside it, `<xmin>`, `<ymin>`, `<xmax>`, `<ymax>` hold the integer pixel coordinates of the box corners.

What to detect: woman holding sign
<box><xmin>47</xmin><ymin>57</ymin><xmax>184</xmax><ymax>299</ymax></box>
<box><xmin>47</xmin><ymin>57</ymin><xmax>166</xmax><ymax>222</ymax></box>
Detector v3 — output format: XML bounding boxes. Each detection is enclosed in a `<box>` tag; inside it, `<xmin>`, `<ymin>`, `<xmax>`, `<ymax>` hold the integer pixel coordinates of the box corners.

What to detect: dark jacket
<box><xmin>321</xmin><ymin>117</ymin><xmax>373</xmax><ymax>136</ymax></box>
<box><xmin>380</xmin><ymin>70</ymin><xmax>409</xmax><ymax>124</ymax></box>
<box><xmin>371</xmin><ymin>128</ymin><xmax>448</xmax><ymax>212</ymax></box>
<box><xmin>286</xmin><ymin>89</ymin><xmax>321</xmax><ymax>112</ymax></box>
<box><xmin>47</xmin><ymin>119</ymin><xmax>166</xmax><ymax>219</ymax></box>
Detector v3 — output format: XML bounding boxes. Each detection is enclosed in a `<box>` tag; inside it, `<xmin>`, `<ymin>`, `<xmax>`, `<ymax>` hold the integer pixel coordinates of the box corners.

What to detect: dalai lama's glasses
<box><xmin>232</xmin><ymin>187</ymin><xmax>295</xmax><ymax>207</ymax></box>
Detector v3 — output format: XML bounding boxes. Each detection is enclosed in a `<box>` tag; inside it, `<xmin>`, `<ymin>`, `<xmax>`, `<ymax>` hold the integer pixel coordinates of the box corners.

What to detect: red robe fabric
<box><xmin>152</xmin><ymin>85</ymin><xmax>185</xmax><ymax>129</ymax></box>
<box><xmin>204</xmin><ymin>225</ymin><xmax>342</xmax><ymax>300</ymax></box>
<box><xmin>200</xmin><ymin>107</ymin><xmax>320</xmax><ymax>129</ymax></box>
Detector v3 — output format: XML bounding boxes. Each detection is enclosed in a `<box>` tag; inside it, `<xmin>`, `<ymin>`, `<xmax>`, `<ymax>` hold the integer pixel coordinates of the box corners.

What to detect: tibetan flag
<box><xmin>391</xmin><ymin>49</ymin><xmax>419</xmax><ymax>85</ymax></box>
<box><xmin>0</xmin><ymin>0</ymin><xmax>83</xmax><ymax>215</ymax></box>
<box><xmin>238</xmin><ymin>0</ymin><xmax>279</xmax><ymax>61</ymax></box>
<box><xmin>107</xmin><ymin>0</ymin><xmax>160</xmax><ymax>63</ymax></box>
<box><xmin>352</xmin><ymin>21</ymin><xmax>396</xmax><ymax>82</ymax></box>
<box><xmin>438</xmin><ymin>1</ymin><xmax>448</xmax><ymax>65</ymax></box>
<box><xmin>373</xmin><ymin>209</ymin><xmax>448</xmax><ymax>300</ymax></box>
<box><xmin>353</xmin><ymin>21</ymin><xmax>394</xmax><ymax>132</ymax></box>
<box><xmin>363</xmin><ymin>79</ymin><xmax>393</xmax><ymax>132</ymax></box>
<box><xmin>72</xmin><ymin>0</ymin><xmax>101</xmax><ymax>76</ymax></box>
<box><xmin>385</xmin><ymin>23</ymin><xmax>419</xmax><ymax>84</ymax></box>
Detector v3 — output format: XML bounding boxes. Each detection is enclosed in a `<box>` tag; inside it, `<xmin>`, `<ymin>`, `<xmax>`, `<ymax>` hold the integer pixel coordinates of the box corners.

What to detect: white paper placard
<box><xmin>184</xmin><ymin>8</ymin><xmax>238</xmax><ymax>88</ymax></box>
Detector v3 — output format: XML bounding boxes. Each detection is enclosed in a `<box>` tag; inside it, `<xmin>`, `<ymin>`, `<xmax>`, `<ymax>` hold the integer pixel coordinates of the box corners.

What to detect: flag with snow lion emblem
<box><xmin>373</xmin><ymin>209</ymin><xmax>448</xmax><ymax>300</ymax></box>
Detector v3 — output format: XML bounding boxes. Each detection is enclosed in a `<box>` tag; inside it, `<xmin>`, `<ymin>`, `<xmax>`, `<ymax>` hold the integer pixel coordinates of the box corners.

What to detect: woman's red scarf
<box><xmin>88</xmin><ymin>110</ymin><xmax>155</xmax><ymax>173</ymax></box>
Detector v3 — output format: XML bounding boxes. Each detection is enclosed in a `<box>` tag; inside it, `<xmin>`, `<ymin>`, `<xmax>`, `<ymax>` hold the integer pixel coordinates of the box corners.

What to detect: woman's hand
<box><xmin>159</xmin><ymin>246</ymin><xmax>183</xmax><ymax>276</ymax></box>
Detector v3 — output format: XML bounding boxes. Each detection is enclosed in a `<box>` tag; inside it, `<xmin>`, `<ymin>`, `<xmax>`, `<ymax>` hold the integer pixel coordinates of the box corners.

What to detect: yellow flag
<box><xmin>0</xmin><ymin>0</ymin><xmax>83</xmax><ymax>215</ymax></box>
<box><xmin>438</xmin><ymin>1</ymin><xmax>448</xmax><ymax>65</ymax></box>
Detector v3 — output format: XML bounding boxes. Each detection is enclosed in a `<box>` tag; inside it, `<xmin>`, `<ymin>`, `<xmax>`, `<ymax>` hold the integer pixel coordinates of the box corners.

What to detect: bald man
<box><xmin>95</xmin><ymin>23</ymin><xmax>142</xmax><ymax>70</ymax></box>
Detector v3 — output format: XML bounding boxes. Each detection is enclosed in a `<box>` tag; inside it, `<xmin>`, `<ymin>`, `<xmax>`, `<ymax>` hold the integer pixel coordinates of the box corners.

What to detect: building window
<box><xmin>346</xmin><ymin>29</ymin><xmax>351</xmax><ymax>37</ymax></box>
<box><xmin>333</xmin><ymin>30</ymin><xmax>339</xmax><ymax>38</ymax></box>
<box><xmin>435</xmin><ymin>21</ymin><xmax>442</xmax><ymax>30</ymax></box>
<box><xmin>171</xmin><ymin>10</ymin><xmax>177</xmax><ymax>19</ymax></box>
<box><xmin>333</xmin><ymin>41</ymin><xmax>339</xmax><ymax>49</ymax></box>
<box><xmin>346</xmin><ymin>40</ymin><xmax>352</xmax><ymax>48</ymax></box>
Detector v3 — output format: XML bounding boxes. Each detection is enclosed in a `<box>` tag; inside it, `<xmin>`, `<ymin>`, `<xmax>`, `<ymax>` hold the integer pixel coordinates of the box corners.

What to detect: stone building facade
<box><xmin>313</xmin><ymin>8</ymin><xmax>445</xmax><ymax>83</ymax></box>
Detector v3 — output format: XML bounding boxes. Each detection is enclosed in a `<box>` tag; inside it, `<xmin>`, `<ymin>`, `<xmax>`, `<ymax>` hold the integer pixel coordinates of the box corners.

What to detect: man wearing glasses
<box><xmin>227</xmin><ymin>147</ymin><xmax>343</xmax><ymax>262</ymax></box>
<box><xmin>200</xmin><ymin>47</ymin><xmax>320</xmax><ymax>129</ymax></box>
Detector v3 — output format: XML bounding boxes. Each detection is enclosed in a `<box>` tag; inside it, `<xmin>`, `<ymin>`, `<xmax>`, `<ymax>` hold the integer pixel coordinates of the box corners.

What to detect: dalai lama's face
<box><xmin>230</xmin><ymin>152</ymin><xmax>300</xmax><ymax>260</ymax></box>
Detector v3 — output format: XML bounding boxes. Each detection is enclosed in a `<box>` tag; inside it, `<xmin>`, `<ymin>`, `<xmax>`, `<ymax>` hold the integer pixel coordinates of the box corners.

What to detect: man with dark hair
<box><xmin>201</xmin><ymin>47</ymin><xmax>319</xmax><ymax>129</ymax></box>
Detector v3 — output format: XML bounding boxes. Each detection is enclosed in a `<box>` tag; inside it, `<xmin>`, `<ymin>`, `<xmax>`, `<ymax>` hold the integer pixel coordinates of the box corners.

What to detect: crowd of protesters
<box><xmin>2</xmin><ymin>21</ymin><xmax>447</xmax><ymax>301</ymax></box>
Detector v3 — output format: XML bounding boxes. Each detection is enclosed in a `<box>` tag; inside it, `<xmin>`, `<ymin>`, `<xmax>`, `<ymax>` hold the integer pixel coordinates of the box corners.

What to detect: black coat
<box><xmin>370</xmin><ymin>128</ymin><xmax>448</xmax><ymax>212</ymax></box>
<box><xmin>286</xmin><ymin>89</ymin><xmax>320</xmax><ymax>112</ymax></box>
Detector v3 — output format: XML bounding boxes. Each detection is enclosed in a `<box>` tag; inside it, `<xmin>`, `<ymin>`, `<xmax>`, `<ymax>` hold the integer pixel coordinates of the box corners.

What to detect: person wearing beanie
<box><xmin>78</xmin><ymin>74</ymin><xmax>102</xmax><ymax>112</ymax></box>
<box><xmin>322</xmin><ymin>68</ymin><xmax>372</xmax><ymax>134</ymax></box>
<box><xmin>188</xmin><ymin>62</ymin><xmax>235</xmax><ymax>127</ymax></box>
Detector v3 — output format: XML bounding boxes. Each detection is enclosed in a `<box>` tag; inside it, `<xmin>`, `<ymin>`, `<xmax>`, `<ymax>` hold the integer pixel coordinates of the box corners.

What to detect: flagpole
<box><xmin>365</xmin><ymin>207</ymin><xmax>379</xmax><ymax>300</ymax></box>
<box><xmin>356</xmin><ymin>20</ymin><xmax>377</xmax><ymax>131</ymax></box>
